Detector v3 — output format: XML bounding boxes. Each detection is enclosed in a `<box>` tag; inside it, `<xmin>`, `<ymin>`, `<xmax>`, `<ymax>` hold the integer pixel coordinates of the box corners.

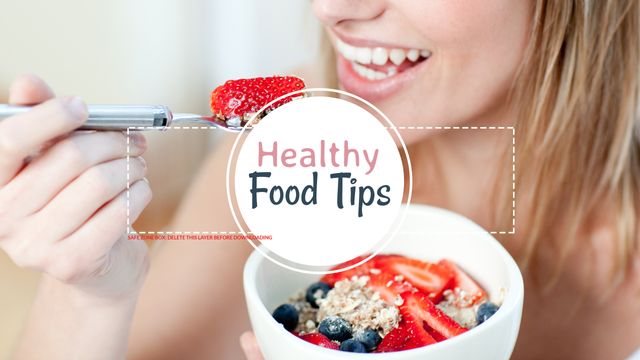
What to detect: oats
<box><xmin>437</xmin><ymin>301</ymin><xmax>478</xmax><ymax>328</ymax></box>
<box><xmin>394</xmin><ymin>275</ymin><xmax>404</xmax><ymax>282</ymax></box>
<box><xmin>317</xmin><ymin>276</ymin><xmax>400</xmax><ymax>337</ymax></box>
<box><xmin>440</xmin><ymin>287</ymin><xmax>478</xmax><ymax>308</ymax></box>
<box><xmin>370</xmin><ymin>268</ymin><xmax>381</xmax><ymax>275</ymax></box>
<box><xmin>305</xmin><ymin>319</ymin><xmax>317</xmax><ymax>332</ymax></box>
<box><xmin>288</xmin><ymin>292</ymin><xmax>319</xmax><ymax>333</ymax></box>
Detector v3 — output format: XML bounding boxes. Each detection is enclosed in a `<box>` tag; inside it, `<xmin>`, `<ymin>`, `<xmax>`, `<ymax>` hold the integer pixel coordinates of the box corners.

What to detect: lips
<box><xmin>333</xmin><ymin>35</ymin><xmax>432</xmax><ymax>101</ymax></box>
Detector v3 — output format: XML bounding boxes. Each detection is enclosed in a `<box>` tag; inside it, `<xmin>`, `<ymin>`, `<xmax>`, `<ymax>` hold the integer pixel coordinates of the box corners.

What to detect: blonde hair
<box><xmin>511</xmin><ymin>0</ymin><xmax>640</xmax><ymax>288</ymax></box>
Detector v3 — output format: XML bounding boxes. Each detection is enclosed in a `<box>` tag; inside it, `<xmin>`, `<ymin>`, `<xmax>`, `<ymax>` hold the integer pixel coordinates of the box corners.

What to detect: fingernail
<box><xmin>137</xmin><ymin>156</ymin><xmax>147</xmax><ymax>169</ymax></box>
<box><xmin>239</xmin><ymin>333</ymin><xmax>250</xmax><ymax>352</ymax></box>
<box><xmin>131</xmin><ymin>133</ymin><xmax>147</xmax><ymax>149</ymax></box>
<box><xmin>67</xmin><ymin>96</ymin><xmax>88</xmax><ymax>120</ymax></box>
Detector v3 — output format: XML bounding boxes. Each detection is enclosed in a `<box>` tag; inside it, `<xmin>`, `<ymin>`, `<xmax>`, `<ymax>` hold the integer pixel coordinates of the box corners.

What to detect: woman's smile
<box><xmin>331</xmin><ymin>30</ymin><xmax>432</xmax><ymax>101</ymax></box>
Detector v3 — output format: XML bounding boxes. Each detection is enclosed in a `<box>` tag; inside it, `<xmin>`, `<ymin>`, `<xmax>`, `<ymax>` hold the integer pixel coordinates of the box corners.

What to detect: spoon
<box><xmin>0</xmin><ymin>104</ymin><xmax>252</xmax><ymax>132</ymax></box>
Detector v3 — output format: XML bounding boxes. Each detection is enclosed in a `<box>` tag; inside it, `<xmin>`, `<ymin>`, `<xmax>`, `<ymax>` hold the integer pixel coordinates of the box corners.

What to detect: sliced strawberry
<box><xmin>438</xmin><ymin>259</ymin><xmax>487</xmax><ymax>305</ymax></box>
<box><xmin>320</xmin><ymin>254</ymin><xmax>375</xmax><ymax>286</ymax></box>
<box><xmin>401</xmin><ymin>291</ymin><xmax>467</xmax><ymax>341</ymax></box>
<box><xmin>367</xmin><ymin>272</ymin><xmax>416</xmax><ymax>305</ymax></box>
<box><xmin>375</xmin><ymin>316</ymin><xmax>436</xmax><ymax>353</ymax></box>
<box><xmin>376</xmin><ymin>257</ymin><xmax>454</xmax><ymax>301</ymax></box>
<box><xmin>298</xmin><ymin>333</ymin><xmax>339</xmax><ymax>350</ymax></box>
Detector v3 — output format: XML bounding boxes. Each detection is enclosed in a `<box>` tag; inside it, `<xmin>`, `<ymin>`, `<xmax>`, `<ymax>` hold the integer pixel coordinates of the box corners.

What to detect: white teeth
<box><xmin>371</xmin><ymin>47</ymin><xmax>389</xmax><ymax>65</ymax></box>
<box><xmin>337</xmin><ymin>38</ymin><xmax>429</xmax><ymax>66</ymax></box>
<box><xmin>407</xmin><ymin>49</ymin><xmax>420</xmax><ymax>62</ymax></box>
<box><xmin>352</xmin><ymin>62</ymin><xmax>389</xmax><ymax>81</ymax></box>
<box><xmin>389</xmin><ymin>49</ymin><xmax>406</xmax><ymax>66</ymax></box>
<box><xmin>355</xmin><ymin>47</ymin><xmax>372</xmax><ymax>64</ymax></box>
<box><xmin>337</xmin><ymin>38</ymin><xmax>431</xmax><ymax>80</ymax></box>
<box><xmin>342</xmin><ymin>43</ymin><xmax>357</xmax><ymax>61</ymax></box>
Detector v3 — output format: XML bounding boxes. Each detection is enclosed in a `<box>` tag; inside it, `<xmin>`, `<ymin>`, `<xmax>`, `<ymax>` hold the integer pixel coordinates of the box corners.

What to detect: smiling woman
<box><xmin>311</xmin><ymin>0</ymin><xmax>640</xmax><ymax>359</ymax></box>
<box><xmin>0</xmin><ymin>0</ymin><xmax>638</xmax><ymax>360</ymax></box>
<box><xmin>316</xmin><ymin>0</ymin><xmax>532</xmax><ymax>129</ymax></box>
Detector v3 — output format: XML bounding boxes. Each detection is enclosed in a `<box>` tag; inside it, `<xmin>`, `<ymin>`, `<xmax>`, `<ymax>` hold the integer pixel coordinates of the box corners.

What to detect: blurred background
<box><xmin>0</xmin><ymin>0</ymin><xmax>322</xmax><ymax>356</ymax></box>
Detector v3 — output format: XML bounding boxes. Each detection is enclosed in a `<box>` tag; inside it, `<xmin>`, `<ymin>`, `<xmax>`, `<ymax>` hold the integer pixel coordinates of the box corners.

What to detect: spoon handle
<box><xmin>0</xmin><ymin>104</ymin><xmax>172</xmax><ymax>130</ymax></box>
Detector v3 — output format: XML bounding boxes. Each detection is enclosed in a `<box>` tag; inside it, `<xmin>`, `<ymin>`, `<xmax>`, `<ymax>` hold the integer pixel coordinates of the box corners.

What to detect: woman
<box><xmin>1</xmin><ymin>0</ymin><xmax>638</xmax><ymax>359</ymax></box>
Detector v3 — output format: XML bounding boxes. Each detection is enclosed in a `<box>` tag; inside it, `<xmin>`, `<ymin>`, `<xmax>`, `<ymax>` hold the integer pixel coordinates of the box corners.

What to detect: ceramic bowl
<box><xmin>243</xmin><ymin>205</ymin><xmax>524</xmax><ymax>359</ymax></box>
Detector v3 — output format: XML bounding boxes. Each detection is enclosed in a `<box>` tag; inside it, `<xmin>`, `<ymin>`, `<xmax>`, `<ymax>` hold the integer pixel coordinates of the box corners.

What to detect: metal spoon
<box><xmin>0</xmin><ymin>104</ymin><xmax>251</xmax><ymax>132</ymax></box>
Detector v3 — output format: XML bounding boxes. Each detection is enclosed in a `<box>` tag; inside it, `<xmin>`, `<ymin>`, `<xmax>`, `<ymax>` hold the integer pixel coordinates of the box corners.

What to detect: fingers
<box><xmin>8</xmin><ymin>74</ymin><xmax>55</xmax><ymax>105</ymax></box>
<box><xmin>36</xmin><ymin>157</ymin><xmax>148</xmax><ymax>240</ymax></box>
<box><xmin>240</xmin><ymin>332</ymin><xmax>265</xmax><ymax>360</ymax></box>
<box><xmin>46</xmin><ymin>180</ymin><xmax>152</xmax><ymax>284</ymax></box>
<box><xmin>73</xmin><ymin>178</ymin><xmax>152</xmax><ymax>253</ymax></box>
<box><xmin>0</xmin><ymin>97</ymin><xmax>88</xmax><ymax>185</ymax></box>
<box><xmin>2</xmin><ymin>131</ymin><xmax>147</xmax><ymax>216</ymax></box>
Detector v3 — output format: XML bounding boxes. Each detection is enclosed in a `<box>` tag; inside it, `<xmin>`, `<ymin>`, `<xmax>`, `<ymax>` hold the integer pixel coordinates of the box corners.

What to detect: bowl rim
<box><xmin>243</xmin><ymin>204</ymin><xmax>524</xmax><ymax>357</ymax></box>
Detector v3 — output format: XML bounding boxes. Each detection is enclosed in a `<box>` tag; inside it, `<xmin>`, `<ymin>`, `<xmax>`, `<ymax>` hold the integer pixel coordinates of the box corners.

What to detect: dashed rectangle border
<box><xmin>126</xmin><ymin>126</ymin><xmax>515</xmax><ymax>235</ymax></box>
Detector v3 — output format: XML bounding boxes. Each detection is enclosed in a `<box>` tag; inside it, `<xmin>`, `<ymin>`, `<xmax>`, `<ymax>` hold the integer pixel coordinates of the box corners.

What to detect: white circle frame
<box><xmin>225</xmin><ymin>88</ymin><xmax>413</xmax><ymax>274</ymax></box>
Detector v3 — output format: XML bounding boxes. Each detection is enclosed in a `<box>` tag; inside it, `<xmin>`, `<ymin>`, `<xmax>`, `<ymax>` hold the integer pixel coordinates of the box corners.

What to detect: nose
<box><xmin>312</xmin><ymin>0</ymin><xmax>386</xmax><ymax>26</ymax></box>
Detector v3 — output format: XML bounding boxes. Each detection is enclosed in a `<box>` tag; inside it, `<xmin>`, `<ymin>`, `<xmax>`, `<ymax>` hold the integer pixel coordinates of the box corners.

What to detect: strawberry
<box><xmin>376</xmin><ymin>257</ymin><xmax>454</xmax><ymax>301</ymax></box>
<box><xmin>298</xmin><ymin>333</ymin><xmax>339</xmax><ymax>350</ymax></box>
<box><xmin>367</xmin><ymin>272</ymin><xmax>416</xmax><ymax>305</ymax></box>
<box><xmin>320</xmin><ymin>254</ymin><xmax>375</xmax><ymax>286</ymax></box>
<box><xmin>400</xmin><ymin>291</ymin><xmax>467</xmax><ymax>341</ymax></box>
<box><xmin>438</xmin><ymin>259</ymin><xmax>487</xmax><ymax>306</ymax></box>
<box><xmin>375</xmin><ymin>316</ymin><xmax>436</xmax><ymax>353</ymax></box>
<box><xmin>210</xmin><ymin>76</ymin><xmax>305</xmax><ymax>123</ymax></box>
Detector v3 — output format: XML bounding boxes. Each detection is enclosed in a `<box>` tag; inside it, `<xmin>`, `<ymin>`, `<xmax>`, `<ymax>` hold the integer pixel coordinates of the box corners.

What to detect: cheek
<box><xmin>430</xmin><ymin>1</ymin><xmax>531</xmax><ymax>118</ymax></box>
<box><xmin>438</xmin><ymin>2</ymin><xmax>530</xmax><ymax>71</ymax></box>
<box><xmin>382</xmin><ymin>0</ymin><xmax>532</xmax><ymax>131</ymax></box>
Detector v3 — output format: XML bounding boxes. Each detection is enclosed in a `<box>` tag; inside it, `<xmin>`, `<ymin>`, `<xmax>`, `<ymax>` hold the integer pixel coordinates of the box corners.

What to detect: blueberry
<box><xmin>354</xmin><ymin>329</ymin><xmax>381</xmax><ymax>351</ymax></box>
<box><xmin>340</xmin><ymin>339</ymin><xmax>367</xmax><ymax>353</ymax></box>
<box><xmin>477</xmin><ymin>302</ymin><xmax>499</xmax><ymax>325</ymax></box>
<box><xmin>318</xmin><ymin>316</ymin><xmax>352</xmax><ymax>342</ymax></box>
<box><xmin>305</xmin><ymin>282</ymin><xmax>332</xmax><ymax>308</ymax></box>
<box><xmin>272</xmin><ymin>304</ymin><xmax>298</xmax><ymax>331</ymax></box>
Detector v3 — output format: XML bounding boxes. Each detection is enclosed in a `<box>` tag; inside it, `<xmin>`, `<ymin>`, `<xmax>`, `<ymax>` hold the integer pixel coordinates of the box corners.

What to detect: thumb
<box><xmin>9</xmin><ymin>74</ymin><xmax>55</xmax><ymax>105</ymax></box>
<box><xmin>240</xmin><ymin>332</ymin><xmax>265</xmax><ymax>360</ymax></box>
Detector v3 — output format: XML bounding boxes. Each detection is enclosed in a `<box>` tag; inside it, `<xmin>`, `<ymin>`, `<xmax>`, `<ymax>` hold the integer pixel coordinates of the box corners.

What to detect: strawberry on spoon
<box><xmin>0</xmin><ymin>76</ymin><xmax>305</xmax><ymax>132</ymax></box>
<box><xmin>210</xmin><ymin>76</ymin><xmax>305</xmax><ymax>128</ymax></box>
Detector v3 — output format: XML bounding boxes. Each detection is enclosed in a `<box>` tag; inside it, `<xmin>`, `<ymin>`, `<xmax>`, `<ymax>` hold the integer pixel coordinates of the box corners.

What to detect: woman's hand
<box><xmin>0</xmin><ymin>74</ymin><xmax>152</xmax><ymax>302</ymax></box>
<box><xmin>240</xmin><ymin>332</ymin><xmax>265</xmax><ymax>360</ymax></box>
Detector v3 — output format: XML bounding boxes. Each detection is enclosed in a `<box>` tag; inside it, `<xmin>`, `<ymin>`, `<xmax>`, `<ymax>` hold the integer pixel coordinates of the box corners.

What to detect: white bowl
<box><xmin>243</xmin><ymin>205</ymin><xmax>524</xmax><ymax>360</ymax></box>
